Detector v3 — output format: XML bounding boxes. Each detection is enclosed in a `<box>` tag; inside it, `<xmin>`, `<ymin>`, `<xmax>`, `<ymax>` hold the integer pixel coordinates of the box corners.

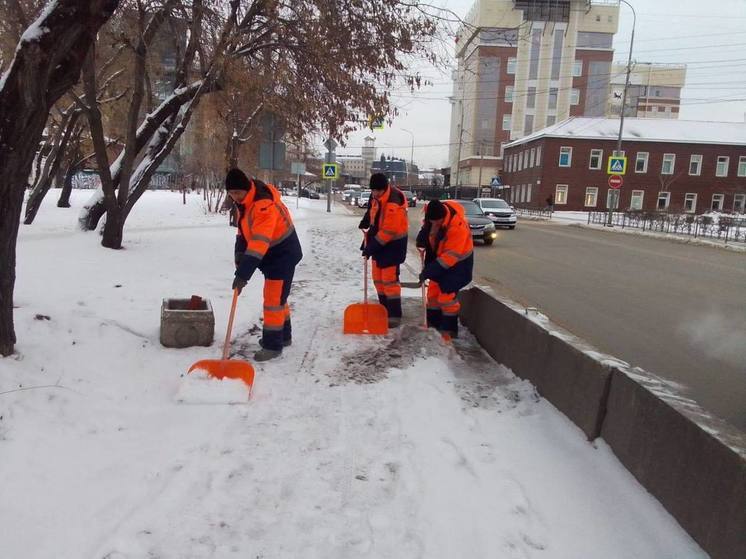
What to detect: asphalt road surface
<box><xmin>401</xmin><ymin>206</ymin><xmax>746</xmax><ymax>431</ymax></box>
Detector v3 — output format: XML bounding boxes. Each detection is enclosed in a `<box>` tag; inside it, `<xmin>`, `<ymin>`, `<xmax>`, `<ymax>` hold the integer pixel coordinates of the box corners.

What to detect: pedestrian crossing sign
<box><xmin>607</xmin><ymin>156</ymin><xmax>627</xmax><ymax>175</ymax></box>
<box><xmin>323</xmin><ymin>163</ymin><xmax>339</xmax><ymax>179</ymax></box>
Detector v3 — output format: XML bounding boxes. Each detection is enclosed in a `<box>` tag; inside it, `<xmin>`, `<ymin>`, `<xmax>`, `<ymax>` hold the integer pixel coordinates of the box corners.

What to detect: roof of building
<box><xmin>504</xmin><ymin>117</ymin><xmax>746</xmax><ymax>148</ymax></box>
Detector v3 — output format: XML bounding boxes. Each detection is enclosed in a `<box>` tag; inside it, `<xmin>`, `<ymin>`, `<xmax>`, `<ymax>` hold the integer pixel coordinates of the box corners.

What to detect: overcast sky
<box><xmin>330</xmin><ymin>0</ymin><xmax>746</xmax><ymax>170</ymax></box>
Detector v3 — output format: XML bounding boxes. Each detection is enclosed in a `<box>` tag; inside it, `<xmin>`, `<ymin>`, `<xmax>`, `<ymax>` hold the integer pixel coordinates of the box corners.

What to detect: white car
<box><xmin>357</xmin><ymin>190</ymin><xmax>371</xmax><ymax>208</ymax></box>
<box><xmin>473</xmin><ymin>198</ymin><xmax>517</xmax><ymax>229</ymax></box>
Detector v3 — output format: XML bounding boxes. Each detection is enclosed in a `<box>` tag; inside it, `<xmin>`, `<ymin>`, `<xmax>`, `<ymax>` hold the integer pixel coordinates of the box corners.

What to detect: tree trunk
<box><xmin>57</xmin><ymin>163</ymin><xmax>76</xmax><ymax>208</ymax></box>
<box><xmin>0</xmin><ymin>0</ymin><xmax>119</xmax><ymax>356</ymax></box>
<box><xmin>101</xmin><ymin>207</ymin><xmax>124</xmax><ymax>249</ymax></box>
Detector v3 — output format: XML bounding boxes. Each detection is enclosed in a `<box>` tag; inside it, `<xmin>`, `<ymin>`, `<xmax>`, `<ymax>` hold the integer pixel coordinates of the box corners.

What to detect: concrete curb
<box><xmin>459</xmin><ymin>285</ymin><xmax>746</xmax><ymax>559</ymax></box>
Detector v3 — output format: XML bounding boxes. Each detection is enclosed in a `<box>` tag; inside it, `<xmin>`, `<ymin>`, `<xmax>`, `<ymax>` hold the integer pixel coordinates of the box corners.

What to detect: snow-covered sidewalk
<box><xmin>1</xmin><ymin>192</ymin><xmax>705</xmax><ymax>558</ymax></box>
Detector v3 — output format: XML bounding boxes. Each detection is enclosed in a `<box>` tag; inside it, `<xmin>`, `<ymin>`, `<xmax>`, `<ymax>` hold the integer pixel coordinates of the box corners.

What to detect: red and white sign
<box><xmin>608</xmin><ymin>174</ymin><xmax>624</xmax><ymax>189</ymax></box>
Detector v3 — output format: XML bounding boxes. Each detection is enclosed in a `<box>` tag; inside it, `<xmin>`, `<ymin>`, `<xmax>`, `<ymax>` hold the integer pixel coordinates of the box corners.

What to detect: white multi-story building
<box><xmin>607</xmin><ymin>62</ymin><xmax>687</xmax><ymax>119</ymax></box>
<box><xmin>448</xmin><ymin>0</ymin><xmax>620</xmax><ymax>188</ymax></box>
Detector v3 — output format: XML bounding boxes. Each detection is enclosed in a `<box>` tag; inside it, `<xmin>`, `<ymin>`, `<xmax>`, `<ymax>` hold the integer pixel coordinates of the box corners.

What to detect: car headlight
<box><xmin>484</xmin><ymin>222</ymin><xmax>495</xmax><ymax>231</ymax></box>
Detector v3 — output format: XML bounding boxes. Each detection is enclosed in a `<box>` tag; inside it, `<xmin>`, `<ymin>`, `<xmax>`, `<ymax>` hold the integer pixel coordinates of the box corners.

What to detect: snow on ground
<box><xmin>1</xmin><ymin>190</ymin><xmax>706</xmax><ymax>558</ymax></box>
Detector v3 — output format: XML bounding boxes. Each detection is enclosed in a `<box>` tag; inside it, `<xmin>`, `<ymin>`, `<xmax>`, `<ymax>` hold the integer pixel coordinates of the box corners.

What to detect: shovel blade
<box><xmin>343</xmin><ymin>302</ymin><xmax>388</xmax><ymax>335</ymax></box>
<box><xmin>188</xmin><ymin>359</ymin><xmax>255</xmax><ymax>392</ymax></box>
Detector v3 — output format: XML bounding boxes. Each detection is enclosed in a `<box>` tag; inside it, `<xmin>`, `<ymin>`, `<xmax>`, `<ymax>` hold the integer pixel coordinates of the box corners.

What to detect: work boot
<box><xmin>254</xmin><ymin>347</ymin><xmax>282</xmax><ymax>362</ymax></box>
<box><xmin>260</xmin><ymin>338</ymin><xmax>291</xmax><ymax>348</ymax></box>
<box><xmin>388</xmin><ymin>316</ymin><xmax>402</xmax><ymax>328</ymax></box>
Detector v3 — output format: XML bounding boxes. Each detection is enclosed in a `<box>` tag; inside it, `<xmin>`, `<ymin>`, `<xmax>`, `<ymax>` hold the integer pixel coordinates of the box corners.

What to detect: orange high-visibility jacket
<box><xmin>235</xmin><ymin>179</ymin><xmax>303</xmax><ymax>279</ymax></box>
<box><xmin>418</xmin><ymin>200</ymin><xmax>473</xmax><ymax>292</ymax></box>
<box><xmin>360</xmin><ymin>186</ymin><xmax>408</xmax><ymax>267</ymax></box>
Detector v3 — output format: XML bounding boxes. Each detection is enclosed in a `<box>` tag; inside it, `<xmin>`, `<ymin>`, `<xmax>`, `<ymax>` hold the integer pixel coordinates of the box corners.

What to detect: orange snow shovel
<box><xmin>344</xmin><ymin>251</ymin><xmax>388</xmax><ymax>335</ymax></box>
<box><xmin>188</xmin><ymin>289</ymin><xmax>255</xmax><ymax>395</ymax></box>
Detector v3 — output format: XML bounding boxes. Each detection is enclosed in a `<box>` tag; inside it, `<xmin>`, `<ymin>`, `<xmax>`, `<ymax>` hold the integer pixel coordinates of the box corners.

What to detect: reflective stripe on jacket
<box><xmin>235</xmin><ymin>179</ymin><xmax>303</xmax><ymax>280</ymax></box>
<box><xmin>361</xmin><ymin>186</ymin><xmax>408</xmax><ymax>267</ymax></box>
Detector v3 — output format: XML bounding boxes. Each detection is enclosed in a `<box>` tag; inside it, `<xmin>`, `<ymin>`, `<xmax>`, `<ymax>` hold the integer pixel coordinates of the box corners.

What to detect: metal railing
<box><xmin>587</xmin><ymin>211</ymin><xmax>746</xmax><ymax>244</ymax></box>
<box><xmin>515</xmin><ymin>207</ymin><xmax>553</xmax><ymax>219</ymax></box>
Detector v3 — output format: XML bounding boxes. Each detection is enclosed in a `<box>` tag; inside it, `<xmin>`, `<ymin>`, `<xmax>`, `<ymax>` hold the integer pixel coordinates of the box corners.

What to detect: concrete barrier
<box><xmin>459</xmin><ymin>285</ymin><xmax>746</xmax><ymax>559</ymax></box>
<box><xmin>602</xmin><ymin>367</ymin><xmax>746</xmax><ymax>559</ymax></box>
<box><xmin>458</xmin><ymin>287</ymin><xmax>613</xmax><ymax>440</ymax></box>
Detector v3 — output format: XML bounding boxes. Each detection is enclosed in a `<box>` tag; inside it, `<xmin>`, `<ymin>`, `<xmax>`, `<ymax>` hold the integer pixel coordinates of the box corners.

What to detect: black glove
<box><xmin>418</xmin><ymin>271</ymin><xmax>426</xmax><ymax>285</ymax></box>
<box><xmin>232</xmin><ymin>276</ymin><xmax>247</xmax><ymax>294</ymax></box>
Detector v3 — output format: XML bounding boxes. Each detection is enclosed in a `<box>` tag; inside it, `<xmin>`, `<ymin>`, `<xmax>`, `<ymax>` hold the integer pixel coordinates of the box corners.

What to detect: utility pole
<box><xmin>477</xmin><ymin>140</ymin><xmax>485</xmax><ymax>199</ymax></box>
<box><xmin>608</xmin><ymin>0</ymin><xmax>636</xmax><ymax>227</ymax></box>
<box><xmin>454</xmin><ymin>99</ymin><xmax>464</xmax><ymax>199</ymax></box>
<box><xmin>325</xmin><ymin>135</ymin><xmax>337</xmax><ymax>213</ymax></box>
<box><xmin>402</xmin><ymin>128</ymin><xmax>415</xmax><ymax>186</ymax></box>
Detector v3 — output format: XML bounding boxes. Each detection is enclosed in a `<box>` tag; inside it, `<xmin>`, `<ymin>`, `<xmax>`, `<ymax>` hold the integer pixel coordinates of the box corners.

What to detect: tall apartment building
<box><xmin>448</xmin><ymin>0</ymin><xmax>620</xmax><ymax>188</ymax></box>
<box><xmin>607</xmin><ymin>62</ymin><xmax>687</xmax><ymax>119</ymax></box>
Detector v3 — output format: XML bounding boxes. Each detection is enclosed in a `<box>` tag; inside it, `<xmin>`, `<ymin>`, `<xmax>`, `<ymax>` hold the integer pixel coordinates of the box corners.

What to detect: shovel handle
<box><xmin>419</xmin><ymin>249</ymin><xmax>427</xmax><ymax>329</ymax></box>
<box><xmin>222</xmin><ymin>288</ymin><xmax>240</xmax><ymax>361</ymax></box>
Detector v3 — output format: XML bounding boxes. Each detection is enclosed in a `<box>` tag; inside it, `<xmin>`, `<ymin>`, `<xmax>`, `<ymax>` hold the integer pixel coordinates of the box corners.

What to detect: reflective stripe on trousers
<box><xmin>262</xmin><ymin>271</ymin><xmax>293</xmax><ymax>350</ymax></box>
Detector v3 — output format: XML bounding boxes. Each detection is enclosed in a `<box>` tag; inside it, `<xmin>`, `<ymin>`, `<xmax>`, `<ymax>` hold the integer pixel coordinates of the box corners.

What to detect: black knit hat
<box><xmin>369</xmin><ymin>173</ymin><xmax>389</xmax><ymax>191</ymax></box>
<box><xmin>225</xmin><ymin>168</ymin><xmax>251</xmax><ymax>191</ymax></box>
<box><xmin>425</xmin><ymin>199</ymin><xmax>447</xmax><ymax>221</ymax></box>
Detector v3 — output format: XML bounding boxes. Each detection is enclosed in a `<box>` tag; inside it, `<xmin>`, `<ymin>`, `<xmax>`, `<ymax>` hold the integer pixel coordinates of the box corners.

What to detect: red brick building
<box><xmin>502</xmin><ymin>117</ymin><xmax>746</xmax><ymax>214</ymax></box>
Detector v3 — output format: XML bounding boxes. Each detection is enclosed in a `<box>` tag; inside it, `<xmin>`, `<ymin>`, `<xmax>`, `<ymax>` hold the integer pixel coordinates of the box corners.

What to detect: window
<box><xmin>530</xmin><ymin>148</ymin><xmax>536</xmax><ymax>168</ymax></box>
<box><xmin>559</xmin><ymin>146</ymin><xmax>572</xmax><ymax>167</ymax></box>
<box><xmin>589</xmin><ymin>149</ymin><xmax>603</xmax><ymax>170</ymax></box>
<box><xmin>661</xmin><ymin>153</ymin><xmax>675</xmax><ymax>175</ymax></box>
<box><xmin>555</xmin><ymin>185</ymin><xmax>568</xmax><ymax>205</ymax></box>
<box><xmin>711</xmin><ymin>194</ymin><xmax>724</xmax><ymax>211</ymax></box>
<box><xmin>630</xmin><ymin>190</ymin><xmax>644</xmax><ymax>210</ymax></box>
<box><xmin>526</xmin><ymin>87</ymin><xmax>537</xmax><ymax>109</ymax></box>
<box><xmin>546</xmin><ymin>115</ymin><xmax>556</xmax><ymax>126</ymax></box>
<box><xmin>522</xmin><ymin>150</ymin><xmax>528</xmax><ymax>169</ymax></box>
<box><xmin>606</xmin><ymin>189</ymin><xmax>618</xmax><ymax>210</ymax></box>
<box><xmin>652</xmin><ymin>106</ymin><xmax>658</xmax><ymax>114</ymax></box>
<box><xmin>572</xmin><ymin>60</ymin><xmax>582</xmax><ymax>77</ymax></box>
<box><xmin>716</xmin><ymin>156</ymin><xmax>729</xmax><ymax>177</ymax></box>
<box><xmin>502</xmin><ymin>115</ymin><xmax>512</xmax><ymax>131</ymax></box>
<box><xmin>734</xmin><ymin>194</ymin><xmax>745</xmax><ymax>213</ymax></box>
<box><xmin>524</xmin><ymin>114</ymin><xmax>534</xmax><ymax>134</ymax></box>
<box><xmin>570</xmin><ymin>88</ymin><xmax>580</xmax><ymax>105</ymax></box>
<box><xmin>517</xmin><ymin>151</ymin><xmax>523</xmax><ymax>172</ymax></box>
<box><xmin>585</xmin><ymin>187</ymin><xmax>598</xmax><ymax>207</ymax></box>
<box><xmin>738</xmin><ymin>156</ymin><xmax>746</xmax><ymax>177</ymax></box>
<box><xmin>536</xmin><ymin>145</ymin><xmax>542</xmax><ymax>166</ymax></box>
<box><xmin>635</xmin><ymin>152</ymin><xmax>648</xmax><ymax>173</ymax></box>
<box><xmin>507</xmin><ymin>57</ymin><xmax>517</xmax><ymax>74</ymax></box>
<box><xmin>548</xmin><ymin>87</ymin><xmax>558</xmax><ymax>110</ymax></box>
<box><xmin>526</xmin><ymin>184</ymin><xmax>532</xmax><ymax>203</ymax></box>
<box><xmin>657</xmin><ymin>192</ymin><xmax>670</xmax><ymax>210</ymax></box>
<box><xmin>684</xmin><ymin>193</ymin><xmax>697</xmax><ymax>213</ymax></box>
<box><xmin>506</xmin><ymin>155</ymin><xmax>512</xmax><ymax>173</ymax></box>
<box><xmin>505</xmin><ymin>86</ymin><xmax>514</xmax><ymax>103</ymax></box>
<box><xmin>689</xmin><ymin>154</ymin><xmax>702</xmax><ymax>176</ymax></box>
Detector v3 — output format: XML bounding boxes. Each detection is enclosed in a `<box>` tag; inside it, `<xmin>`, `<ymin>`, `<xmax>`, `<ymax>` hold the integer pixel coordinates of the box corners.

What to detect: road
<box><xmin>401</xmin><ymin>206</ymin><xmax>746</xmax><ymax>431</ymax></box>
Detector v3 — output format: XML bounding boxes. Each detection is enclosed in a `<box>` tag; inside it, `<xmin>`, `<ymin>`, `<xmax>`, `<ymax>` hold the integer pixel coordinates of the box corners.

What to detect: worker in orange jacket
<box><xmin>226</xmin><ymin>168</ymin><xmax>303</xmax><ymax>361</ymax></box>
<box><xmin>416</xmin><ymin>199</ymin><xmax>474</xmax><ymax>339</ymax></box>
<box><xmin>358</xmin><ymin>173</ymin><xmax>408</xmax><ymax>327</ymax></box>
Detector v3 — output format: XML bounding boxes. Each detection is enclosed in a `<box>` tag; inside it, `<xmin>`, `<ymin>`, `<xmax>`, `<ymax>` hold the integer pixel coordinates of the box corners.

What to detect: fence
<box><xmin>515</xmin><ymin>207</ymin><xmax>553</xmax><ymax>219</ymax></box>
<box><xmin>587</xmin><ymin>211</ymin><xmax>746</xmax><ymax>244</ymax></box>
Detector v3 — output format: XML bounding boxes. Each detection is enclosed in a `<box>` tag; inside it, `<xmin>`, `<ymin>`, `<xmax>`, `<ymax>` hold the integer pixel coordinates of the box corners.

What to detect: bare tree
<box><xmin>77</xmin><ymin>0</ymin><xmax>443</xmax><ymax>248</ymax></box>
<box><xmin>0</xmin><ymin>0</ymin><xmax>120</xmax><ymax>356</ymax></box>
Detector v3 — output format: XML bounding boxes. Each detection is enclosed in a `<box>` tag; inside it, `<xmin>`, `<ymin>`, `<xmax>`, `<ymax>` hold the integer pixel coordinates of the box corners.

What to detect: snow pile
<box><xmin>175</xmin><ymin>370</ymin><xmax>250</xmax><ymax>405</ymax></box>
<box><xmin>0</xmin><ymin>191</ymin><xmax>706</xmax><ymax>558</ymax></box>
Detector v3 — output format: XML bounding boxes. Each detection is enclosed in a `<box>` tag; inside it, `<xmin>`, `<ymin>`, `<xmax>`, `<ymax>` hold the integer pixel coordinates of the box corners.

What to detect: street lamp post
<box><xmin>402</xmin><ymin>128</ymin><xmax>415</xmax><ymax>186</ymax></box>
<box><xmin>608</xmin><ymin>0</ymin><xmax>636</xmax><ymax>227</ymax></box>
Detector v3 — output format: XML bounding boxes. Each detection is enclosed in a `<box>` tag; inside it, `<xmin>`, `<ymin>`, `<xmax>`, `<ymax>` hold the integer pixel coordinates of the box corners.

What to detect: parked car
<box><xmin>452</xmin><ymin>200</ymin><xmax>497</xmax><ymax>245</ymax></box>
<box><xmin>357</xmin><ymin>190</ymin><xmax>372</xmax><ymax>208</ymax></box>
<box><xmin>401</xmin><ymin>190</ymin><xmax>417</xmax><ymax>207</ymax></box>
<box><xmin>301</xmin><ymin>188</ymin><xmax>320</xmax><ymax>199</ymax></box>
<box><xmin>472</xmin><ymin>198</ymin><xmax>517</xmax><ymax>229</ymax></box>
